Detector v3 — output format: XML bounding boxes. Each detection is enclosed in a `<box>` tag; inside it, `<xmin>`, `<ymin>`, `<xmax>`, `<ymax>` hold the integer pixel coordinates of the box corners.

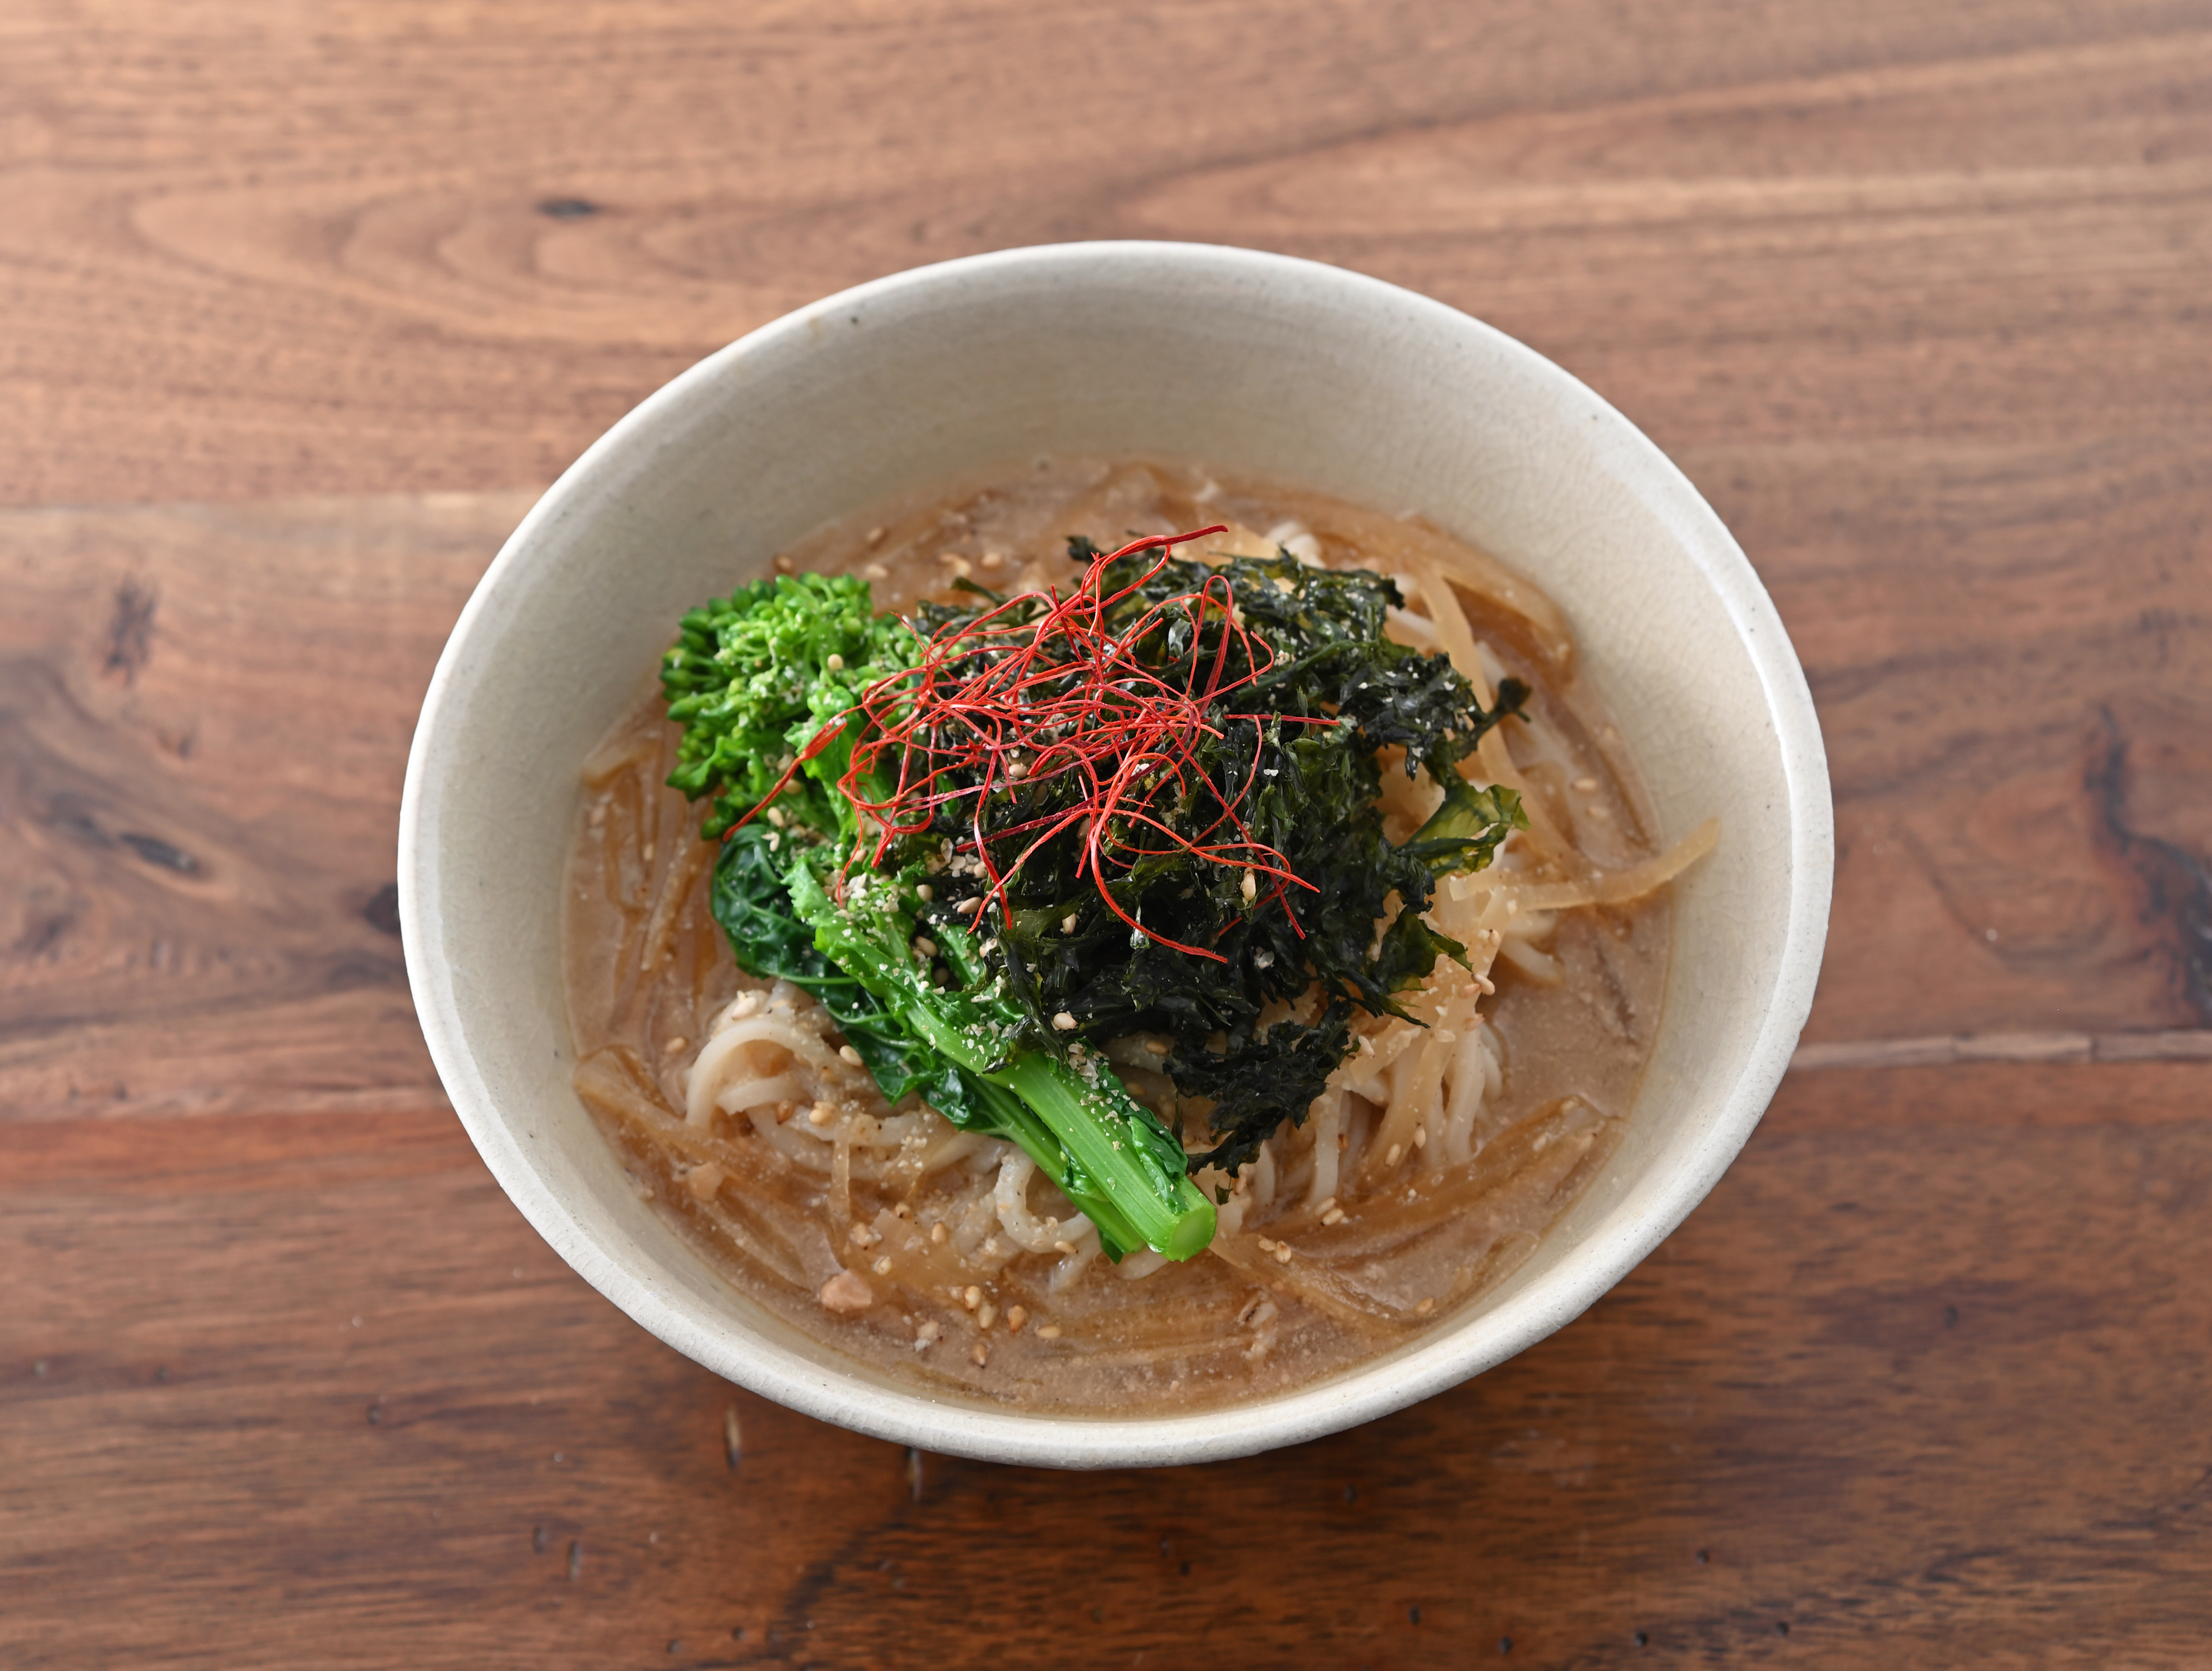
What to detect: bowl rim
<box><xmin>399</xmin><ymin>240</ymin><xmax>1832</xmax><ymax>1469</ymax></box>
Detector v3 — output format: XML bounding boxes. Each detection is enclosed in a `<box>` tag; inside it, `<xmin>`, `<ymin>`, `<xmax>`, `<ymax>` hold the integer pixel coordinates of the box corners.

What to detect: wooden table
<box><xmin>5</xmin><ymin>3</ymin><xmax>2208</xmax><ymax>1665</ymax></box>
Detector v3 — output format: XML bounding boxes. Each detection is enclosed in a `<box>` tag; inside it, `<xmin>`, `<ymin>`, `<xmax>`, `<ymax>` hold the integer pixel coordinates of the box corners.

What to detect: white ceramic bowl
<box><xmin>399</xmin><ymin>242</ymin><xmax>1831</xmax><ymax>1469</ymax></box>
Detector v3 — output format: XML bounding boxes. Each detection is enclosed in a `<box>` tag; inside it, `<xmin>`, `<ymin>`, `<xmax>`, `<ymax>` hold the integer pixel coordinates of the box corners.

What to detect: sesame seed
<box><xmin>1413</xmin><ymin>1125</ymin><xmax>1427</xmax><ymax>1149</ymax></box>
<box><xmin>826</xmin><ymin>652</ymin><xmax>845</xmax><ymax>672</ymax></box>
<box><xmin>962</xmin><ymin>1286</ymin><xmax>982</xmax><ymax>1310</ymax></box>
<box><xmin>930</xmin><ymin>1222</ymin><xmax>950</xmax><ymax>1245</ymax></box>
<box><xmin>873</xmin><ymin>1255</ymin><xmax>893</xmax><ymax>1276</ymax></box>
<box><xmin>970</xmin><ymin>1344</ymin><xmax>989</xmax><ymax>1367</ymax></box>
<box><xmin>1241</xmin><ymin>870</ymin><xmax>1256</xmax><ymax>902</ymax></box>
<box><xmin>1038</xmin><ymin>1324</ymin><xmax>1062</xmax><ymax>1340</ymax></box>
<box><xmin>839</xmin><ymin>1045</ymin><xmax>863</xmax><ymax>1067</ymax></box>
<box><xmin>1052</xmin><ymin>1012</ymin><xmax>1077</xmax><ymax>1031</ymax></box>
<box><xmin>772</xmin><ymin>553</ymin><xmax>794</xmax><ymax>574</ymax></box>
<box><xmin>977</xmin><ymin>1301</ymin><xmax>997</xmax><ymax>1330</ymax></box>
<box><xmin>807</xmin><ymin>1104</ymin><xmax>834</xmax><ymax>1127</ymax></box>
<box><xmin>865</xmin><ymin>527</ymin><xmax>887</xmax><ymax>547</ymax></box>
<box><xmin>1386</xmin><ymin>1143</ymin><xmax>1403</xmax><ymax>1166</ymax></box>
<box><xmin>979</xmin><ymin>551</ymin><xmax>1006</xmax><ymax>571</ymax></box>
<box><xmin>1061</xmin><ymin>913</ymin><xmax>1079</xmax><ymax>934</ymax></box>
<box><xmin>861</xmin><ymin>561</ymin><xmax>889</xmax><ymax>581</ymax></box>
<box><xmin>915</xmin><ymin>884</ymin><xmax>933</xmax><ymax>902</ymax></box>
<box><xmin>1006</xmin><ymin>1306</ymin><xmax>1028</xmax><ymax>1334</ymax></box>
<box><xmin>1416</xmin><ymin>1298</ymin><xmax>1435</xmax><ymax>1315</ymax></box>
<box><xmin>1274</xmin><ymin>1243</ymin><xmax>1293</xmax><ymax>1264</ymax></box>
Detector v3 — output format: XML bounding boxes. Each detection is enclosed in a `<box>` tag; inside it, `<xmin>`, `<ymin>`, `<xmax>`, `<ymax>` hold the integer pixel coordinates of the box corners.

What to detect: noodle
<box><xmin>561</xmin><ymin>457</ymin><xmax>1693</xmax><ymax>1412</ymax></box>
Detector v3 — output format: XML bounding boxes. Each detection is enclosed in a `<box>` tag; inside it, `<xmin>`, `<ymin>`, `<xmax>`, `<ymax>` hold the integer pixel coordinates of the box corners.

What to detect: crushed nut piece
<box><xmin>684</xmin><ymin>1162</ymin><xmax>727</xmax><ymax>1202</ymax></box>
<box><xmin>817</xmin><ymin>1270</ymin><xmax>873</xmax><ymax>1314</ymax></box>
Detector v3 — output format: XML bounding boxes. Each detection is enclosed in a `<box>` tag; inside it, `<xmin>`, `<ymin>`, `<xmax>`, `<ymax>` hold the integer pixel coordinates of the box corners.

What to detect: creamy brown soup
<box><xmin>563</xmin><ymin>459</ymin><xmax>1699</xmax><ymax>1413</ymax></box>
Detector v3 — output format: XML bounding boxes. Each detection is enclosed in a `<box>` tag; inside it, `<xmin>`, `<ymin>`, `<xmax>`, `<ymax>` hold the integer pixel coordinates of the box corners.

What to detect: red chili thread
<box><xmin>834</xmin><ymin>527</ymin><xmax>1321</xmax><ymax>961</ymax></box>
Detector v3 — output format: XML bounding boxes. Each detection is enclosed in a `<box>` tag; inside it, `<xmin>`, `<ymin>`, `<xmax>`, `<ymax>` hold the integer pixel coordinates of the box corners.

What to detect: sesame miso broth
<box><xmin>562</xmin><ymin>459</ymin><xmax>1697</xmax><ymax>1412</ymax></box>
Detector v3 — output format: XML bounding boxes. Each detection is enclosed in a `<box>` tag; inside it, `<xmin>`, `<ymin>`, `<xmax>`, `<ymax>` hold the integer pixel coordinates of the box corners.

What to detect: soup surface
<box><xmin>563</xmin><ymin>458</ymin><xmax>1690</xmax><ymax>1412</ymax></box>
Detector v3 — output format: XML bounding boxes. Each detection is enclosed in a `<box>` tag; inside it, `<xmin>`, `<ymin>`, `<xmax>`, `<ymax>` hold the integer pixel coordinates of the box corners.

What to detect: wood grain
<box><xmin>5</xmin><ymin>1066</ymin><xmax>2209</xmax><ymax>1669</ymax></box>
<box><xmin>3</xmin><ymin>1</ymin><xmax>2210</xmax><ymax>1666</ymax></box>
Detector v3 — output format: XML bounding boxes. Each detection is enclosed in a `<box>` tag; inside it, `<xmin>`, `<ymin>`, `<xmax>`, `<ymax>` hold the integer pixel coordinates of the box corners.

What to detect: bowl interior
<box><xmin>400</xmin><ymin>243</ymin><xmax>1831</xmax><ymax>1467</ymax></box>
